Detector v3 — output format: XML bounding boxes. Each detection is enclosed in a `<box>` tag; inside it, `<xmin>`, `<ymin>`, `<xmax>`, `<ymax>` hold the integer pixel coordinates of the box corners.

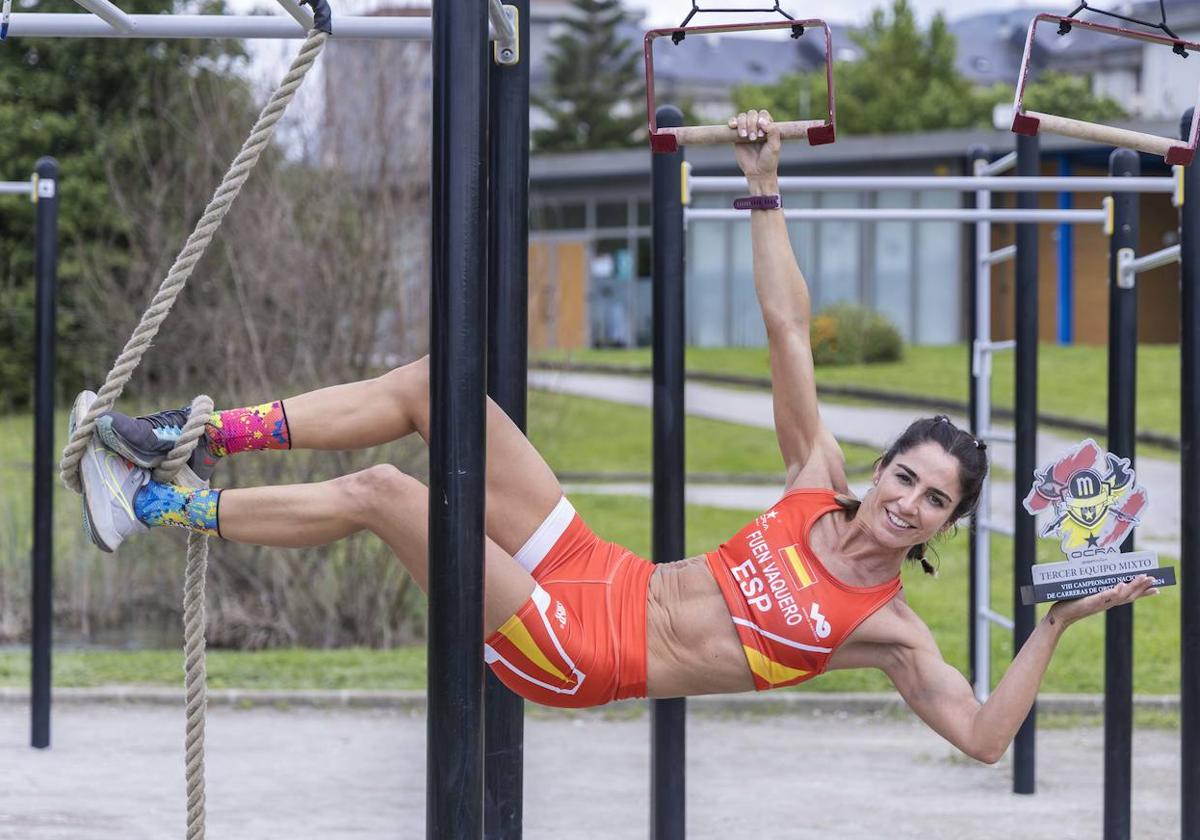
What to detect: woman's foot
<box><xmin>96</xmin><ymin>405</ymin><xmax>220</xmax><ymax>482</ymax></box>
<box><xmin>73</xmin><ymin>392</ymin><xmax>150</xmax><ymax>553</ymax></box>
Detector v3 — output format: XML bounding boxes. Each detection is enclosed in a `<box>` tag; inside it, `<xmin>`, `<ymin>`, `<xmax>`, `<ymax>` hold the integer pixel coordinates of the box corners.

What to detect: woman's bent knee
<box><xmin>378</xmin><ymin>355</ymin><xmax>429</xmax><ymax>403</ymax></box>
<box><xmin>337</xmin><ymin>464</ymin><xmax>417</xmax><ymax>524</ymax></box>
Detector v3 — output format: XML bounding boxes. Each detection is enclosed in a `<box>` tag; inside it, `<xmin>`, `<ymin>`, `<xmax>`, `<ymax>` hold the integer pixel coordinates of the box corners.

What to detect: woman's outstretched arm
<box><xmin>731</xmin><ymin>109</ymin><xmax>846</xmax><ymax>492</ymax></box>
<box><xmin>877</xmin><ymin>575</ymin><xmax>1159</xmax><ymax>762</ymax></box>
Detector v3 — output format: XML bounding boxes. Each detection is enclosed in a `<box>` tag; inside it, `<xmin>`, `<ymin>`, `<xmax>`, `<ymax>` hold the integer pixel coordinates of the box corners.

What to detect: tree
<box><xmin>0</xmin><ymin>0</ymin><xmax>248</xmax><ymax>409</ymax></box>
<box><xmin>533</xmin><ymin>0</ymin><xmax>644</xmax><ymax>152</ymax></box>
<box><xmin>977</xmin><ymin>72</ymin><xmax>1126</xmax><ymax>126</ymax></box>
<box><xmin>732</xmin><ymin>0</ymin><xmax>1124</xmax><ymax>135</ymax></box>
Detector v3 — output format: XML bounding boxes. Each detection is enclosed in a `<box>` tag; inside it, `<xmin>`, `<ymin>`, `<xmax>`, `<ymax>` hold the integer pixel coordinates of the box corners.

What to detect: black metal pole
<box><xmin>1179</xmin><ymin>108</ymin><xmax>1200</xmax><ymax>840</ymax></box>
<box><xmin>484</xmin><ymin>3</ymin><xmax>529</xmax><ymax>838</ymax></box>
<box><xmin>31</xmin><ymin>157</ymin><xmax>58</xmax><ymax>751</ymax></box>
<box><xmin>966</xmin><ymin>144</ymin><xmax>988</xmax><ymax>692</ymax></box>
<box><xmin>1012</xmin><ymin>133</ymin><xmax>1039</xmax><ymax>795</ymax></box>
<box><xmin>428</xmin><ymin>2</ymin><xmax>489</xmax><ymax>837</ymax></box>
<box><xmin>1104</xmin><ymin>147</ymin><xmax>1139</xmax><ymax>840</ymax></box>
<box><xmin>650</xmin><ymin>104</ymin><xmax>686</xmax><ymax>840</ymax></box>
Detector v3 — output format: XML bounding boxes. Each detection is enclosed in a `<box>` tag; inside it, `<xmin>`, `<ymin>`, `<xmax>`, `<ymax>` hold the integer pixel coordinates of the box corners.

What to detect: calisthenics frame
<box><xmin>6</xmin><ymin>3</ymin><xmax>529</xmax><ymax>839</ymax></box>
<box><xmin>2</xmin><ymin>162</ymin><xmax>58</xmax><ymax>752</ymax></box>
<box><xmin>676</xmin><ymin>132</ymin><xmax>1196</xmax><ymax>839</ymax></box>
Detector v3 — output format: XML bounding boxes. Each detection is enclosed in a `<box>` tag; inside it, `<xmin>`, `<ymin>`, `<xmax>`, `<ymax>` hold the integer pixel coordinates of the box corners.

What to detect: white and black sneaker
<box><xmin>73</xmin><ymin>391</ymin><xmax>150</xmax><ymax>553</ymax></box>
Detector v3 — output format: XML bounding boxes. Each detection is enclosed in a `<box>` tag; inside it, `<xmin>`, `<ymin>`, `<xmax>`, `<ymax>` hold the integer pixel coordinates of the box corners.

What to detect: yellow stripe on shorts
<box><xmin>743</xmin><ymin>645</ymin><xmax>809</xmax><ymax>687</ymax></box>
<box><xmin>496</xmin><ymin>613</ymin><xmax>569</xmax><ymax>682</ymax></box>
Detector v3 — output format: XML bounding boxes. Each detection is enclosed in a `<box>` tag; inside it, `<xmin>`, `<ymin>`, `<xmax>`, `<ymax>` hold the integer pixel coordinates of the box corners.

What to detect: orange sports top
<box><xmin>705</xmin><ymin>488</ymin><xmax>902</xmax><ymax>691</ymax></box>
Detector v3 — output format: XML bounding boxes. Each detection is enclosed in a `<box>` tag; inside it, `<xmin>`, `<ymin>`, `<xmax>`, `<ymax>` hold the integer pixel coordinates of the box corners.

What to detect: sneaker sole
<box><xmin>69</xmin><ymin>391</ymin><xmax>112</xmax><ymax>553</ymax></box>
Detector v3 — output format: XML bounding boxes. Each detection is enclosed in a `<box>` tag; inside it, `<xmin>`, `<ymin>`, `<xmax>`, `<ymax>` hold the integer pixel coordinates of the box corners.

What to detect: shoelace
<box><xmin>139</xmin><ymin>407</ymin><xmax>192</xmax><ymax>432</ymax></box>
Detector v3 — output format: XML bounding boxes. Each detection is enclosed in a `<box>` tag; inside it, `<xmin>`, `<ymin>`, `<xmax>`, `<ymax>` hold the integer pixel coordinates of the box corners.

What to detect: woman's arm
<box><xmin>882</xmin><ymin>575</ymin><xmax>1159</xmax><ymax>763</ymax></box>
<box><xmin>732</xmin><ymin>110</ymin><xmax>846</xmax><ymax>492</ymax></box>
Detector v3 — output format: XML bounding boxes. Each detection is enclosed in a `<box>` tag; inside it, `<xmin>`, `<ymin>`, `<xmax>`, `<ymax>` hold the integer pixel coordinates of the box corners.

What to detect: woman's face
<box><xmin>866</xmin><ymin>441</ymin><xmax>963</xmax><ymax>549</ymax></box>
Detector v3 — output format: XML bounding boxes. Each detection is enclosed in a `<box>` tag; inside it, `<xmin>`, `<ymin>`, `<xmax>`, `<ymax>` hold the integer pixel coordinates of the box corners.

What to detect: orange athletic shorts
<box><xmin>484</xmin><ymin>497</ymin><xmax>656</xmax><ymax>709</ymax></box>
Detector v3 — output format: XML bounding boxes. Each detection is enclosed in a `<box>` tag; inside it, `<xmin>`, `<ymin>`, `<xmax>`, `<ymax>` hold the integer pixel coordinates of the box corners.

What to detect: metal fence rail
<box><xmin>687</xmin><ymin>175</ymin><xmax>1177</xmax><ymax>194</ymax></box>
<box><xmin>686</xmin><ymin>207</ymin><xmax>1109</xmax><ymax>224</ymax></box>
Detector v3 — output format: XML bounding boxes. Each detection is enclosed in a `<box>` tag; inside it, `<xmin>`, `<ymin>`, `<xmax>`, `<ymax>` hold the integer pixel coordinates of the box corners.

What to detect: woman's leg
<box><xmin>283</xmin><ymin>356</ymin><xmax>563</xmax><ymax>558</ymax></box>
<box><xmin>205</xmin><ymin>465</ymin><xmax>536</xmax><ymax>636</ymax></box>
<box><xmin>104</xmin><ymin>355</ymin><xmax>565</xmax><ymax>558</ymax></box>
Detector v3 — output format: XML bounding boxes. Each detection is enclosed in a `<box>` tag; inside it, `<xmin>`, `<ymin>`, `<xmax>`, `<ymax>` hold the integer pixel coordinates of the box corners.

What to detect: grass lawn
<box><xmin>527</xmin><ymin>389</ymin><xmax>879</xmax><ymax>476</ymax></box>
<box><xmin>0</xmin><ymin>494</ymin><xmax>1181</xmax><ymax>697</ymax></box>
<box><xmin>533</xmin><ymin>344</ymin><xmax>1183</xmax><ymax>440</ymax></box>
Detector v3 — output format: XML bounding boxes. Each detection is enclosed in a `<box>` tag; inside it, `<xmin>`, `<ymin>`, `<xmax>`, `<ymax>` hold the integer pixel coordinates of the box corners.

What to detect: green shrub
<box><xmin>810</xmin><ymin>304</ymin><xmax>904</xmax><ymax>366</ymax></box>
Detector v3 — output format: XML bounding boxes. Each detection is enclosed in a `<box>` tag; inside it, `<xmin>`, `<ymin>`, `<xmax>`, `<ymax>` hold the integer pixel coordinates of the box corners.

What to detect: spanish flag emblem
<box><xmin>780</xmin><ymin>544</ymin><xmax>817</xmax><ymax>590</ymax></box>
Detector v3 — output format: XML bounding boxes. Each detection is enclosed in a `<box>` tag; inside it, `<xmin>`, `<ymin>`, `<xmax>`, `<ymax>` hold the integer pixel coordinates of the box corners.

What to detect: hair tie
<box><xmin>975</xmin><ymin>438</ymin><xmax>987</xmax><ymax>451</ymax></box>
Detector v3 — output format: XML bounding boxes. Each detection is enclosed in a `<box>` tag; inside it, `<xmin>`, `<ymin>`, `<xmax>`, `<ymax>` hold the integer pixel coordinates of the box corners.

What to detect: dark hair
<box><xmin>835</xmin><ymin>415</ymin><xmax>989</xmax><ymax>576</ymax></box>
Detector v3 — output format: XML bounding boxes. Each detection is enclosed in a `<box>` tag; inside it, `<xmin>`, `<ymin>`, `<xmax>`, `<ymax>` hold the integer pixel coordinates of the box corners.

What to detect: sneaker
<box><xmin>96</xmin><ymin>404</ymin><xmax>218</xmax><ymax>484</ymax></box>
<box><xmin>68</xmin><ymin>390</ymin><xmax>103</xmax><ymax>548</ymax></box>
<box><xmin>74</xmin><ymin>391</ymin><xmax>151</xmax><ymax>554</ymax></box>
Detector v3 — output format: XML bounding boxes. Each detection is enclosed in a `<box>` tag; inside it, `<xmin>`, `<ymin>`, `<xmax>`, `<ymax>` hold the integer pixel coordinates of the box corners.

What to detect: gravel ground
<box><xmin>0</xmin><ymin>702</ymin><xmax>1182</xmax><ymax>839</ymax></box>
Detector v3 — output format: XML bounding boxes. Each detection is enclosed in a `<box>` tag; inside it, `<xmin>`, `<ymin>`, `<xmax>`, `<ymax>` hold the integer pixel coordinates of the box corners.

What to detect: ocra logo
<box><xmin>1022</xmin><ymin>439</ymin><xmax>1148</xmax><ymax>554</ymax></box>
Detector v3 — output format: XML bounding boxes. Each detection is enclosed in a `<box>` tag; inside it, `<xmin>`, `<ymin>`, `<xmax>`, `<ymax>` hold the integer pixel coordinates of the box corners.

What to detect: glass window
<box><xmin>637</xmin><ymin>236</ymin><xmax>651</xmax><ymax>279</ymax></box>
<box><xmin>692</xmin><ymin>191</ymin><xmax>733</xmax><ymax>210</ymax></box>
<box><xmin>532</xmin><ymin>202</ymin><xmax>586</xmax><ymax>231</ymax></box>
<box><xmin>637</xmin><ymin>201</ymin><xmax>651</xmax><ymax>227</ymax></box>
<box><xmin>872</xmin><ymin>191</ymin><xmax>915</xmax><ymax>341</ymax></box>
<box><xmin>786</xmin><ymin>191</ymin><xmax>817</xmax><ymax>280</ymax></box>
<box><xmin>729</xmin><ymin>219</ymin><xmax>766</xmax><ymax>346</ymax></box>
<box><xmin>591</xmin><ymin>238</ymin><xmax>635</xmax><ymax>348</ymax></box>
<box><xmin>815</xmin><ymin>192</ymin><xmax>862</xmax><ymax>312</ymax></box>
<box><xmin>686</xmin><ymin>221</ymin><xmax>729</xmax><ymax>347</ymax></box>
<box><xmin>915</xmin><ymin>190</ymin><xmax>961</xmax><ymax>344</ymax></box>
<box><xmin>597</xmin><ymin>201</ymin><xmax>628</xmax><ymax>228</ymax></box>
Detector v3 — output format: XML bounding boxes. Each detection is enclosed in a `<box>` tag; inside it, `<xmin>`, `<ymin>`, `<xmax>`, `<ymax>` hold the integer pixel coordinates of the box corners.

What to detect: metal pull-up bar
<box><xmin>4</xmin><ymin>0</ymin><xmax>515</xmax><ymax>40</ymax></box>
<box><xmin>686</xmin><ymin>175</ymin><xmax>1178</xmax><ymax>194</ymax></box>
<box><xmin>685</xmin><ymin>207</ymin><xmax>1109</xmax><ymax>224</ymax></box>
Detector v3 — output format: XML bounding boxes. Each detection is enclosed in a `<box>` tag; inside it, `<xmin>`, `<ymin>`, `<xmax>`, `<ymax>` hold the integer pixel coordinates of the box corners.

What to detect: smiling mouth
<box><xmin>885</xmin><ymin>510</ymin><xmax>915</xmax><ymax>530</ymax></box>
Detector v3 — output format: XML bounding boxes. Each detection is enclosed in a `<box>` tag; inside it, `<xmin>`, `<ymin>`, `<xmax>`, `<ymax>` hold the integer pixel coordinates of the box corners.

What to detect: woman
<box><xmin>74</xmin><ymin>110</ymin><xmax>1157</xmax><ymax>764</ymax></box>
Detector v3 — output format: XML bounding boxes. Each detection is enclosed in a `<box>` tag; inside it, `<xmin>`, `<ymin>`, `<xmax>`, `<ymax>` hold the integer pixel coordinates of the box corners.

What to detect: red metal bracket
<box><xmin>644</xmin><ymin>19</ymin><xmax>837</xmax><ymax>153</ymax></box>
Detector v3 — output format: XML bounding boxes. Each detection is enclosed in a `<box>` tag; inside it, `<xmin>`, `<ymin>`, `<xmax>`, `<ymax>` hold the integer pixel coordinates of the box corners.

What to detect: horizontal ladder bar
<box><xmin>4</xmin><ymin>13</ymin><xmax>435</xmax><ymax>38</ymax></box>
<box><xmin>687</xmin><ymin>175</ymin><xmax>1176</xmax><ymax>194</ymax></box>
<box><xmin>980</xmin><ymin>152</ymin><xmax>1018</xmax><ymax>177</ymax></box>
<box><xmin>1117</xmin><ymin>244</ymin><xmax>1182</xmax><ymax>289</ymax></box>
<box><xmin>980</xmin><ymin>428</ymin><xmax>1015</xmax><ymax>444</ymax></box>
<box><xmin>977</xmin><ymin>339</ymin><xmax>1016</xmax><ymax>353</ymax></box>
<box><xmin>982</xmin><ymin>608</ymin><xmax>1015</xmax><ymax>632</ymax></box>
<box><xmin>1129</xmin><ymin>244</ymin><xmax>1181</xmax><ymax>275</ymax></box>
<box><xmin>981</xmin><ymin>244</ymin><xmax>1017</xmax><ymax>266</ymax></box>
<box><xmin>685</xmin><ymin>208</ymin><xmax>1108</xmax><ymax>224</ymax></box>
<box><xmin>70</xmin><ymin>0</ymin><xmax>133</xmax><ymax>32</ymax></box>
<box><xmin>273</xmin><ymin>0</ymin><xmax>313</xmax><ymax>29</ymax></box>
<box><xmin>0</xmin><ymin>182</ymin><xmax>34</xmax><ymax>195</ymax></box>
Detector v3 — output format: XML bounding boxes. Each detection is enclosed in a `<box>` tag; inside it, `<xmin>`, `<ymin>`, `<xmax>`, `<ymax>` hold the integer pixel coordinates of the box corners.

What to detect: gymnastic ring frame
<box><xmin>1011</xmin><ymin>12</ymin><xmax>1200</xmax><ymax>166</ymax></box>
<box><xmin>643</xmin><ymin>18</ymin><xmax>837</xmax><ymax>154</ymax></box>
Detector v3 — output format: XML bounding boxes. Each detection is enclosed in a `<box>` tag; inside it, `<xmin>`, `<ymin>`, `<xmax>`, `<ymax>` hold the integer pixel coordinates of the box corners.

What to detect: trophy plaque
<box><xmin>1019</xmin><ymin>439</ymin><xmax>1176</xmax><ymax>606</ymax></box>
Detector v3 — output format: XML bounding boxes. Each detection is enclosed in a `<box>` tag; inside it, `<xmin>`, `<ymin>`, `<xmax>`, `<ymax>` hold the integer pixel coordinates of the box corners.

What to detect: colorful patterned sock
<box><xmin>133</xmin><ymin>481</ymin><xmax>221</xmax><ymax>537</ymax></box>
<box><xmin>206</xmin><ymin>400</ymin><xmax>291</xmax><ymax>457</ymax></box>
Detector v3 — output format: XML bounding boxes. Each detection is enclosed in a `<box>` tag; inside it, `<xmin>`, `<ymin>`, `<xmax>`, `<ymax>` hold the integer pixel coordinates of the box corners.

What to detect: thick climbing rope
<box><xmin>58</xmin><ymin>6</ymin><xmax>332</xmax><ymax>838</ymax></box>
